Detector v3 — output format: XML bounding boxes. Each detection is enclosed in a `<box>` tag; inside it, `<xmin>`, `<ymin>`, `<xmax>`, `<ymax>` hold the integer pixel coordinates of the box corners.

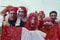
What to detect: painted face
<box><xmin>17</xmin><ymin>8</ymin><xmax>24</xmax><ymax>17</ymax></box>
<box><xmin>43</xmin><ymin>18</ymin><xmax>53</xmax><ymax>29</ymax></box>
<box><xmin>44</xmin><ymin>20</ymin><xmax>53</xmax><ymax>26</ymax></box>
<box><xmin>9</xmin><ymin>11</ymin><xmax>17</xmax><ymax>20</ymax></box>
<box><xmin>30</xmin><ymin>17</ymin><xmax>35</xmax><ymax>27</ymax></box>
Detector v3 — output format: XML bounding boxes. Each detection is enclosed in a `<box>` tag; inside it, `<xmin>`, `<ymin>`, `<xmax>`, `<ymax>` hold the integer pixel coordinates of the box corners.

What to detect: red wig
<box><xmin>18</xmin><ymin>6</ymin><xmax>27</xmax><ymax>18</ymax></box>
<box><xmin>1</xmin><ymin>6</ymin><xmax>13</xmax><ymax>16</ymax></box>
<box><xmin>25</xmin><ymin>13</ymin><xmax>38</xmax><ymax>30</ymax></box>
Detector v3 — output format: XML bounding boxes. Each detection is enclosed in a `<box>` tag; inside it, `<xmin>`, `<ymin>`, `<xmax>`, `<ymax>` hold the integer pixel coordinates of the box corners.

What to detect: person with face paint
<box><xmin>25</xmin><ymin>13</ymin><xmax>38</xmax><ymax>30</ymax></box>
<box><xmin>25</xmin><ymin>13</ymin><xmax>46</xmax><ymax>40</ymax></box>
<box><xmin>15</xmin><ymin>6</ymin><xmax>27</xmax><ymax>27</ymax></box>
<box><xmin>40</xmin><ymin>17</ymin><xmax>58</xmax><ymax>40</ymax></box>
<box><xmin>38</xmin><ymin>11</ymin><xmax>45</xmax><ymax>30</ymax></box>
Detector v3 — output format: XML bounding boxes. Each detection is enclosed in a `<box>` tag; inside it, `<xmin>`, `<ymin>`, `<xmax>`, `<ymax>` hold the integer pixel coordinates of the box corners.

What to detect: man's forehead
<box><xmin>10</xmin><ymin>11</ymin><xmax>16</xmax><ymax>13</ymax></box>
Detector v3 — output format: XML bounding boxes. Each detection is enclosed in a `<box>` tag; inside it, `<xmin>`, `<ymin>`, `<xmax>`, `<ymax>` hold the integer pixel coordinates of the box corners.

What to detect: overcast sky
<box><xmin>0</xmin><ymin>0</ymin><xmax>60</xmax><ymax>26</ymax></box>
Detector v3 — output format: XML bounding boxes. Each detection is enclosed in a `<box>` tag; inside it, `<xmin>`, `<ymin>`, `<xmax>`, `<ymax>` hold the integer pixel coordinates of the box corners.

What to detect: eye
<box><xmin>51</xmin><ymin>15</ymin><xmax>56</xmax><ymax>16</ymax></box>
<box><xmin>18</xmin><ymin>11</ymin><xmax>24</xmax><ymax>13</ymax></box>
<box><xmin>19</xmin><ymin>11</ymin><xmax>20</xmax><ymax>13</ymax></box>
<box><xmin>10</xmin><ymin>13</ymin><xmax>13</xmax><ymax>14</ymax></box>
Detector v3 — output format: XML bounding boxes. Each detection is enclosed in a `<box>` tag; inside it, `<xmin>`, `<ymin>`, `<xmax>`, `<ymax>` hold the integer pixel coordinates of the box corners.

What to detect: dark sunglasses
<box><xmin>18</xmin><ymin>11</ymin><xmax>24</xmax><ymax>13</ymax></box>
<box><xmin>51</xmin><ymin>15</ymin><xmax>56</xmax><ymax>16</ymax></box>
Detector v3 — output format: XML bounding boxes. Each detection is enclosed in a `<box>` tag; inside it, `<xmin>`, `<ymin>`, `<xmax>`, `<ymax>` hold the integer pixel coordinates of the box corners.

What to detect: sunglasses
<box><xmin>18</xmin><ymin>11</ymin><xmax>24</xmax><ymax>13</ymax></box>
<box><xmin>51</xmin><ymin>15</ymin><xmax>57</xmax><ymax>16</ymax></box>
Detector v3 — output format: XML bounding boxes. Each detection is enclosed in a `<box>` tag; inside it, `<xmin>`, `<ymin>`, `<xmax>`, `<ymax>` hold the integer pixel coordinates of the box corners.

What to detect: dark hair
<box><xmin>49</xmin><ymin>11</ymin><xmax>57</xmax><ymax>16</ymax></box>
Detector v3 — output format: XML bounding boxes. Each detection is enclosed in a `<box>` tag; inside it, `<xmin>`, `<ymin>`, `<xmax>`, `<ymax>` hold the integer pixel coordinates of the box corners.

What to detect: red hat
<box><xmin>19</xmin><ymin>6</ymin><xmax>27</xmax><ymax>13</ymax></box>
<box><xmin>9</xmin><ymin>7</ymin><xmax>18</xmax><ymax>13</ymax></box>
<box><xmin>20</xmin><ymin>6</ymin><xmax>27</xmax><ymax>16</ymax></box>
<box><xmin>43</xmin><ymin>17</ymin><xmax>51</xmax><ymax>22</ymax></box>
<box><xmin>17</xmin><ymin>6</ymin><xmax>27</xmax><ymax>18</ymax></box>
<box><xmin>25</xmin><ymin>13</ymin><xmax>38</xmax><ymax>30</ymax></box>
<box><xmin>1</xmin><ymin>6</ymin><xmax>13</xmax><ymax>16</ymax></box>
<box><xmin>39</xmin><ymin>11</ymin><xmax>44</xmax><ymax>15</ymax></box>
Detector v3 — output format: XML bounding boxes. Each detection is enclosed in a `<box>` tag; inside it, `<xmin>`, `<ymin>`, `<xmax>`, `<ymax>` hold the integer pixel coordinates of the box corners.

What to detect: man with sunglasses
<box><xmin>49</xmin><ymin>11</ymin><xmax>57</xmax><ymax>24</ymax></box>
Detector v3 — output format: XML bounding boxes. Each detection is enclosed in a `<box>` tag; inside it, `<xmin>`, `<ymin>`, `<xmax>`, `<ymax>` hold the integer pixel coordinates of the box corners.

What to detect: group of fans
<box><xmin>1</xmin><ymin>6</ymin><xmax>60</xmax><ymax>40</ymax></box>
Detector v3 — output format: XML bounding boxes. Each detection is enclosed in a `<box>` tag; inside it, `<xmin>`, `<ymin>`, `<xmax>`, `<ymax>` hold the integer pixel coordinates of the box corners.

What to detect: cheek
<box><xmin>50</xmin><ymin>16</ymin><xmax>54</xmax><ymax>18</ymax></box>
<box><xmin>18</xmin><ymin>13</ymin><xmax>24</xmax><ymax>15</ymax></box>
<box><xmin>13</xmin><ymin>14</ymin><xmax>17</xmax><ymax>17</ymax></box>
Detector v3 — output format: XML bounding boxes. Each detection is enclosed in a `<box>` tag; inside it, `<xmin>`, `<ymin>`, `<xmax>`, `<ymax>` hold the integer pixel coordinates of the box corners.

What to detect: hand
<box><xmin>2</xmin><ymin>21</ymin><xmax>10</xmax><ymax>26</ymax></box>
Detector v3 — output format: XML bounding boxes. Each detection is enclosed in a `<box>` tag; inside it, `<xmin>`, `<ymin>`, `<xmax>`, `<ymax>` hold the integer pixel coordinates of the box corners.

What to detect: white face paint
<box><xmin>17</xmin><ymin>8</ymin><xmax>24</xmax><ymax>17</ymax></box>
<box><xmin>31</xmin><ymin>17</ymin><xmax>35</xmax><ymax>27</ymax></box>
<box><xmin>31</xmin><ymin>17</ymin><xmax>35</xmax><ymax>23</ymax></box>
<box><xmin>43</xmin><ymin>21</ymin><xmax>53</xmax><ymax>29</ymax></box>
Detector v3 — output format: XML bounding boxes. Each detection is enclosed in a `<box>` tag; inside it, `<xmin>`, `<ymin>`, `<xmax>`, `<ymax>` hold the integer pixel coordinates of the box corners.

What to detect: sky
<box><xmin>0</xmin><ymin>0</ymin><xmax>60</xmax><ymax>26</ymax></box>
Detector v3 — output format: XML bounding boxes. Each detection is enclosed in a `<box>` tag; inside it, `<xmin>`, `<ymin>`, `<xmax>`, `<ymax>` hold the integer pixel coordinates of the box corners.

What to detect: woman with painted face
<box><xmin>15</xmin><ymin>6</ymin><xmax>27</xmax><ymax>27</ymax></box>
<box><xmin>25</xmin><ymin>13</ymin><xmax>46</xmax><ymax>40</ymax></box>
<box><xmin>25</xmin><ymin>13</ymin><xmax>38</xmax><ymax>30</ymax></box>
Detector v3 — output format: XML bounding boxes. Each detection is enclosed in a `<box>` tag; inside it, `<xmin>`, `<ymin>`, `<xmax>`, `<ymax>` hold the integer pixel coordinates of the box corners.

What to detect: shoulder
<box><xmin>55</xmin><ymin>19</ymin><xmax>60</xmax><ymax>23</ymax></box>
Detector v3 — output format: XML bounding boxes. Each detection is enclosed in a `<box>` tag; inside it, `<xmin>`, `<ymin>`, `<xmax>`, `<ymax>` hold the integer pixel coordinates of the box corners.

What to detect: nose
<box><xmin>31</xmin><ymin>20</ymin><xmax>35</xmax><ymax>23</ymax></box>
<box><xmin>11</xmin><ymin>14</ymin><xmax>14</xmax><ymax>17</ymax></box>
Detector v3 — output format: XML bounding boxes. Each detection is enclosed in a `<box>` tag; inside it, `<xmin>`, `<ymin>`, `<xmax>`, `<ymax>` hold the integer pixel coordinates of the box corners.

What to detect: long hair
<box><xmin>18</xmin><ymin>6</ymin><xmax>27</xmax><ymax>18</ymax></box>
<box><xmin>25</xmin><ymin>13</ymin><xmax>38</xmax><ymax>30</ymax></box>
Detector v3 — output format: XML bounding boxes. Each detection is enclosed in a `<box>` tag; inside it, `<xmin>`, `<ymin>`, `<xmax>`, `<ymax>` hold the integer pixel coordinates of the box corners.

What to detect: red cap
<box><xmin>20</xmin><ymin>6</ymin><xmax>27</xmax><ymax>14</ymax></box>
<box><xmin>9</xmin><ymin>7</ymin><xmax>18</xmax><ymax>13</ymax></box>
<box><xmin>43</xmin><ymin>17</ymin><xmax>51</xmax><ymax>22</ymax></box>
<box><xmin>1</xmin><ymin>6</ymin><xmax>13</xmax><ymax>15</ymax></box>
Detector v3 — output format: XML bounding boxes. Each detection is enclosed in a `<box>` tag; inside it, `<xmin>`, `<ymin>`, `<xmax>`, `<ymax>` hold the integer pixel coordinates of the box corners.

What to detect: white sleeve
<box><xmin>39</xmin><ymin>30</ymin><xmax>46</xmax><ymax>38</ymax></box>
<box><xmin>21</xmin><ymin>27</ymin><xmax>31</xmax><ymax>40</ymax></box>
